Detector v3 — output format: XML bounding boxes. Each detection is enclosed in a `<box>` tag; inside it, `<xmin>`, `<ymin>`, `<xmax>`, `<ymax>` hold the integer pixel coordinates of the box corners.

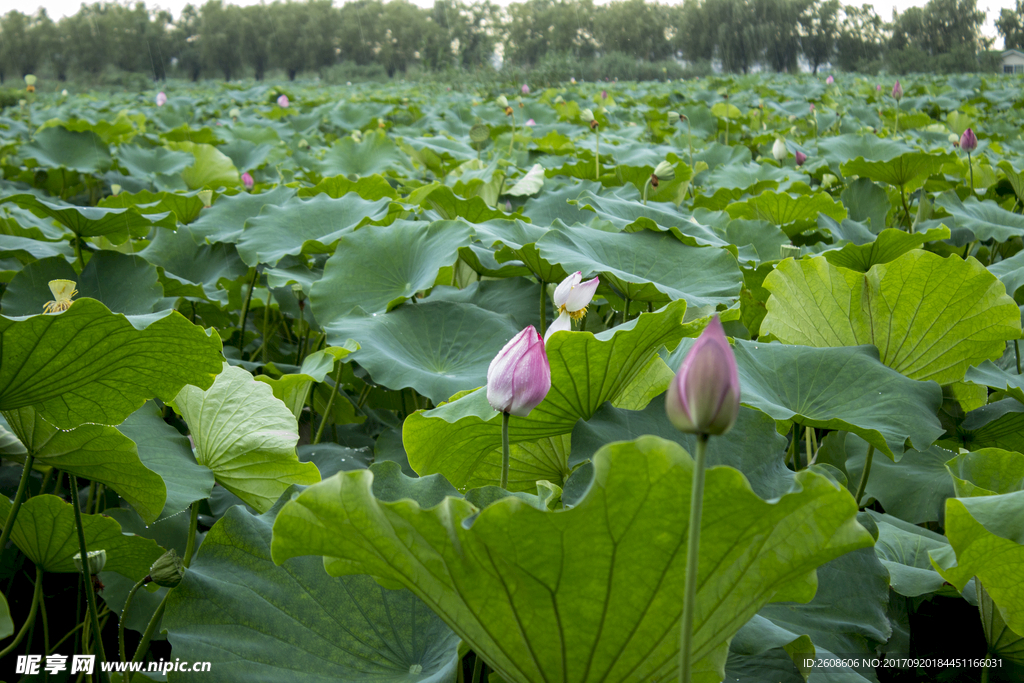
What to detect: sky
<box><xmin>23</xmin><ymin>0</ymin><xmax>1020</xmax><ymax>49</ymax></box>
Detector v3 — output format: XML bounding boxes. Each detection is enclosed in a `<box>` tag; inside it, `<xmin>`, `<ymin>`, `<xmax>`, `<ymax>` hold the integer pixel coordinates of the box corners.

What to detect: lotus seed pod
<box><xmin>496</xmin><ymin>95</ymin><xmax>508</xmax><ymax>108</ymax></box>
<box><xmin>111</xmin><ymin>184</ymin><xmax>122</xmax><ymax>196</ymax></box>
<box><xmin>73</xmin><ymin>549</ymin><xmax>107</xmax><ymax>575</ymax></box>
<box><xmin>149</xmin><ymin>549</ymin><xmax>185</xmax><ymax>588</ymax></box>
<box><xmin>821</xmin><ymin>174</ymin><xmax>838</xmax><ymax>188</ymax></box>
<box><xmin>198</xmin><ymin>189</ymin><xmax>213</xmax><ymax>207</ymax></box>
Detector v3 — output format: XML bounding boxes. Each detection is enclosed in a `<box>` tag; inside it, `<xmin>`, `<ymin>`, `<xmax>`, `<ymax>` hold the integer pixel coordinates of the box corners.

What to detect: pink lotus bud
<box><xmin>241</xmin><ymin>172</ymin><xmax>254</xmax><ymax>190</ymax></box>
<box><xmin>809</xmin><ymin>104</ymin><xmax>815</xmax><ymax>112</ymax></box>
<box><xmin>525</xmin><ymin>118</ymin><xmax>535</xmax><ymax>126</ymax></box>
<box><xmin>876</xmin><ymin>84</ymin><xmax>882</xmax><ymax>91</ymax></box>
<box><xmin>892</xmin><ymin>81</ymin><xmax>903</xmax><ymax>100</ymax></box>
<box><xmin>826</xmin><ymin>75</ymin><xmax>834</xmax><ymax>85</ymax></box>
<box><xmin>522</xmin><ymin>84</ymin><xmax>530</xmax><ymax>94</ymax></box>
<box><xmin>601</xmin><ymin>90</ymin><xmax>607</xmax><ymax>100</ymax></box>
<box><xmin>156</xmin><ymin>92</ymin><xmax>167</xmax><ymax>107</ymax></box>
<box><xmin>665</xmin><ymin>316</ymin><xmax>740</xmax><ymax>436</ymax></box>
<box><xmin>795</xmin><ymin>150</ymin><xmax>807</xmax><ymax>166</ymax></box>
<box><xmin>277</xmin><ymin>94</ymin><xmax>290</xmax><ymax>108</ymax></box>
<box><xmin>960</xmin><ymin>128</ymin><xmax>977</xmax><ymax>153</ymax></box>
<box><xmin>486</xmin><ymin>326</ymin><xmax>551</xmax><ymax>416</ymax></box>
<box><xmin>505</xmin><ymin>199</ymin><xmax>512</xmax><ymax>212</ymax></box>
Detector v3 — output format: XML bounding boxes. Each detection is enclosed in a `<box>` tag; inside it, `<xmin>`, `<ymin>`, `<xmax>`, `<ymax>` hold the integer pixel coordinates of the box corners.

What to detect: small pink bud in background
<box><xmin>809</xmin><ymin>104</ymin><xmax>815</xmax><ymax>112</ymax></box>
<box><xmin>241</xmin><ymin>172</ymin><xmax>254</xmax><ymax>190</ymax></box>
<box><xmin>876</xmin><ymin>84</ymin><xmax>882</xmax><ymax>92</ymax></box>
<box><xmin>826</xmin><ymin>75</ymin><xmax>834</xmax><ymax>85</ymax></box>
<box><xmin>960</xmin><ymin>128</ymin><xmax>978</xmax><ymax>153</ymax></box>
<box><xmin>892</xmin><ymin>80</ymin><xmax>903</xmax><ymax>100</ymax></box>
<box><xmin>486</xmin><ymin>326</ymin><xmax>551</xmax><ymax>416</ymax></box>
<box><xmin>521</xmin><ymin>84</ymin><xmax>530</xmax><ymax>94</ymax></box>
<box><xmin>156</xmin><ymin>92</ymin><xmax>167</xmax><ymax>106</ymax></box>
<box><xmin>277</xmin><ymin>94</ymin><xmax>290</xmax><ymax>108</ymax></box>
<box><xmin>601</xmin><ymin>90</ymin><xmax>607</xmax><ymax>100</ymax></box>
<box><xmin>795</xmin><ymin>150</ymin><xmax>807</xmax><ymax>166</ymax></box>
<box><xmin>525</xmin><ymin>118</ymin><xmax>535</xmax><ymax>126</ymax></box>
<box><xmin>505</xmin><ymin>199</ymin><xmax>512</xmax><ymax>212</ymax></box>
<box><xmin>665</xmin><ymin>316</ymin><xmax>740</xmax><ymax>436</ymax></box>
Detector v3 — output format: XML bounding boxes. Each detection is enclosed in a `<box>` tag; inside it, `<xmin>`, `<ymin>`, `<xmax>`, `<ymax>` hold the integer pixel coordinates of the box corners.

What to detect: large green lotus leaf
<box><xmin>167</xmin><ymin>141</ymin><xmax>241</xmax><ymax>190</ymax></box>
<box><xmin>317</xmin><ymin>130</ymin><xmax>410</xmax><ymax>177</ymax></box>
<box><xmin>998</xmin><ymin>159</ymin><xmax>1024</xmax><ymax>201</ymax></box>
<box><xmin>571</xmin><ymin>397</ymin><xmax>794</xmax><ymax>500</ymax></box>
<box><xmin>472</xmin><ymin>219</ymin><xmax>567</xmax><ymax>282</ymax></box>
<box><xmin>38</xmin><ymin>111</ymin><xmax>145</xmax><ymax>145</ymax></box>
<box><xmin>535</xmin><ymin>223</ymin><xmax>742</xmax><ymax>308</ymax></box>
<box><xmin>418</xmin><ymin>185</ymin><xmax>511</xmax><ymax>223</ymax></box>
<box><xmin>930</xmin><ymin>491</ymin><xmax>1024</xmax><ymax>636</ymax></box>
<box><xmin>403</xmin><ymin>300</ymin><xmax>687</xmax><ymax>487</ymax></box>
<box><xmin>989</xmin><ymin>249</ymin><xmax>1024</xmax><ymax>298</ymax></box>
<box><xmin>835</xmin><ymin>433</ymin><xmax>954</xmax><ymax>523</ymax></box>
<box><xmin>220</xmin><ymin>140</ymin><xmax>273</xmax><ymax>173</ymax></box>
<box><xmin>726</xmin><ymin>191</ymin><xmax>847</xmax><ymax>227</ymax></box>
<box><xmin>867</xmin><ymin>510</ymin><xmax>952</xmax><ymax>598</ymax></box>
<box><xmin>21</xmin><ymin>126</ymin><xmax>111</xmax><ymax>173</ymax></box>
<box><xmin>171</xmin><ymin>364</ymin><xmax>320</xmax><ymax>513</ymax></box>
<box><xmin>117</xmin><ymin>144</ymin><xmax>195</xmax><ymax>178</ymax></box>
<box><xmin>298</xmin><ymin>174</ymin><xmax>399</xmax><ymax>201</ymax></box>
<box><xmin>254</xmin><ymin>344</ymin><xmax>359</xmax><ymax>421</ymax></box>
<box><xmin>311</xmin><ymin>220</ymin><xmax>473</xmax><ymax>321</ymax></box>
<box><xmin>100</xmin><ymin>189</ymin><xmax>207</xmax><ymax>226</ymax></box>
<box><xmin>0</xmin><ymin>235</ymin><xmax>75</xmax><ymax>263</ymax></box>
<box><xmin>761</xmin><ymin>250</ymin><xmax>1021</xmax><ymax>384</ymax></box>
<box><xmin>955</xmin><ymin>399</ymin><xmax>1024</xmax><ymax>453</ymax></box>
<box><xmin>0</xmin><ymin>298</ymin><xmax>222</xmax><ymax>429</ymax></box>
<box><xmin>188</xmin><ymin>186</ymin><xmax>297</xmax><ymax>245</ymax></box>
<box><xmin>272</xmin><ymin>436</ymin><xmax>873</xmax><ymax>683</ymax></box>
<box><xmin>701</xmin><ymin>341</ymin><xmax>943</xmax><ymax>460</ymax></box>
<box><xmin>2</xmin><ymin>252</ymin><xmax>164</xmax><ymax>317</ymax></box>
<box><xmin>323</xmin><ymin>300</ymin><xmax>521</xmax><ymax>406</ymax></box>
<box><xmin>235</xmin><ymin>193</ymin><xmax>392</xmax><ymax>267</ymax></box>
<box><xmin>932</xmin><ymin>192</ymin><xmax>1024</xmax><ymax>241</ymax></box>
<box><xmin>3</xmin><ymin>406</ymin><xmax>166</xmax><ymax>524</ymax></box>
<box><xmin>822</xmin><ymin>227</ymin><xmax>951</xmax><ymax>272</ymax></box>
<box><xmin>841</xmin><ymin>151</ymin><xmax>953</xmax><ymax>188</ymax></box>
<box><xmin>816</xmin><ymin>134</ymin><xmax>911</xmax><ymax>167</ymax></box>
<box><xmin>327</xmin><ymin>101</ymin><xmax>394</xmax><ymax>130</ymax></box>
<box><xmin>0</xmin><ymin>494</ymin><xmax>162</xmax><ymax>578</ymax></box>
<box><xmin>840</xmin><ymin>178</ymin><xmax>891</xmax><ymax>230</ymax></box>
<box><xmin>165</xmin><ymin>501</ymin><xmax>460</xmax><ymax>683</ymax></box>
<box><xmin>118</xmin><ymin>402</ymin><xmax>216</xmax><ymax>520</ymax></box>
<box><xmin>965</xmin><ymin>360</ymin><xmax>1024</xmax><ymax>404</ymax></box>
<box><xmin>139</xmin><ymin>226</ymin><xmax>249</xmax><ymax>303</ymax></box>
<box><xmin>945</xmin><ymin>448</ymin><xmax>1024</xmax><ymax>497</ymax></box>
<box><xmin>569</xmin><ymin>191</ymin><xmax>729</xmax><ymax>247</ymax></box>
<box><xmin>753</xmin><ymin>546</ymin><xmax>892</xmax><ymax>682</ymax></box>
<box><xmin>0</xmin><ymin>194</ymin><xmax>162</xmax><ymax>243</ymax></box>
<box><xmin>521</xmin><ymin>180</ymin><xmax>603</xmax><ymax>226</ymax></box>
<box><xmin>979</xmin><ymin>581</ymin><xmax>1024</xmax><ymax>666</ymax></box>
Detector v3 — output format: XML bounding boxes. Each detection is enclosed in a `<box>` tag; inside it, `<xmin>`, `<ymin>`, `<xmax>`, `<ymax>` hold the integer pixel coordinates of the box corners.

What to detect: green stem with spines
<box><xmin>237</xmin><ymin>268</ymin><xmax>259</xmax><ymax>355</ymax></box>
<box><xmin>500</xmin><ymin>412</ymin><xmax>511</xmax><ymax>490</ymax></box>
<box><xmin>313</xmin><ymin>361</ymin><xmax>345</xmax><ymax>444</ymax></box>
<box><xmin>679</xmin><ymin>433</ymin><xmax>709</xmax><ymax>683</ymax></box>
<box><xmin>0</xmin><ymin>564</ymin><xmax>42</xmax><ymax>659</ymax></box>
<box><xmin>855</xmin><ymin>445</ymin><xmax>875</xmax><ymax>507</ymax></box>
<box><xmin>120</xmin><ymin>576</ymin><xmax>147</xmax><ymax>662</ymax></box>
<box><xmin>69</xmin><ymin>474</ymin><xmax>108</xmax><ymax>680</ymax></box>
<box><xmin>0</xmin><ymin>453</ymin><xmax>35</xmax><ymax>564</ymax></box>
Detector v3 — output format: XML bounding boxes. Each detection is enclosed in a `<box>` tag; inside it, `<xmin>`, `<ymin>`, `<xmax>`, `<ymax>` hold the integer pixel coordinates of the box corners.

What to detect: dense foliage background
<box><xmin>0</xmin><ymin>0</ymin><xmax>1016</xmax><ymax>87</ymax></box>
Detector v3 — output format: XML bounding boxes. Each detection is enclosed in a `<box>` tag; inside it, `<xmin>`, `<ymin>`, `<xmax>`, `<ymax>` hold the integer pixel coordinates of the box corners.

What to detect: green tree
<box><xmin>800</xmin><ymin>0</ymin><xmax>839</xmax><ymax>73</ymax></box>
<box><xmin>503</xmin><ymin>0</ymin><xmax>597</xmax><ymax>66</ymax></box>
<box><xmin>996</xmin><ymin>0</ymin><xmax>1024</xmax><ymax>50</ymax></box>
<box><xmin>593</xmin><ymin>0</ymin><xmax>673</xmax><ymax>61</ymax></box>
<box><xmin>834</xmin><ymin>3</ymin><xmax>884</xmax><ymax>72</ymax></box>
<box><xmin>200</xmin><ymin>0</ymin><xmax>243</xmax><ymax>80</ymax></box>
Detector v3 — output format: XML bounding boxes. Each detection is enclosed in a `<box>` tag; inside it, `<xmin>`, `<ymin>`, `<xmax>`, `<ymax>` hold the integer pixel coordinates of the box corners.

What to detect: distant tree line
<box><xmin>0</xmin><ymin>0</ymin><xmax>1008</xmax><ymax>83</ymax></box>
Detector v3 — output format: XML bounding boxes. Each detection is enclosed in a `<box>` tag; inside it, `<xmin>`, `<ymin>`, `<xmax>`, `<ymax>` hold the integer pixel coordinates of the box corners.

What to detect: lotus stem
<box><xmin>679</xmin><ymin>433</ymin><xmax>709</xmax><ymax>683</ymax></box>
<box><xmin>1016</xmin><ymin>340</ymin><xmax>1021</xmax><ymax>375</ymax></box>
<box><xmin>0</xmin><ymin>453</ymin><xmax>34</xmax><ymax>564</ymax></box>
<box><xmin>313</xmin><ymin>361</ymin><xmax>344</xmax><ymax>444</ymax></box>
<box><xmin>538</xmin><ymin>280</ymin><xmax>546</xmax><ymax>337</ymax></box>
<box><xmin>0</xmin><ymin>564</ymin><xmax>42</xmax><ymax>659</ymax></box>
<box><xmin>900</xmin><ymin>186</ymin><xmax>912</xmax><ymax>231</ymax></box>
<box><xmin>855</xmin><ymin>445</ymin><xmax>875</xmax><ymax>507</ymax></box>
<box><xmin>183</xmin><ymin>502</ymin><xmax>199</xmax><ymax>568</ymax></box>
<box><xmin>806</xmin><ymin>427</ymin><xmax>813</xmax><ymax>468</ymax></box>
<box><xmin>471</xmin><ymin>655</ymin><xmax>485</xmax><ymax>683</ymax></box>
<box><xmin>967</xmin><ymin>153</ymin><xmax>974</xmax><ymax>192</ymax></box>
<box><xmin>643</xmin><ymin>178</ymin><xmax>651</xmax><ymax>205</ymax></box>
<box><xmin>499</xmin><ymin>412</ymin><xmax>511</xmax><ymax>490</ymax></box>
<box><xmin>595</xmin><ymin>130</ymin><xmax>600</xmax><ymax>179</ymax></box>
<box><xmin>69</xmin><ymin>474</ymin><xmax>108</xmax><ymax>679</ymax></box>
<box><xmin>237</xmin><ymin>268</ymin><xmax>259</xmax><ymax>355</ymax></box>
<box><xmin>508</xmin><ymin>110</ymin><xmax>516</xmax><ymax>160</ymax></box>
<box><xmin>128</xmin><ymin>594</ymin><xmax>168</xmax><ymax>682</ymax></box>
<box><xmin>623</xmin><ymin>295</ymin><xmax>631</xmax><ymax>324</ymax></box>
<box><xmin>120</xmin><ymin>576</ymin><xmax>147</xmax><ymax>663</ymax></box>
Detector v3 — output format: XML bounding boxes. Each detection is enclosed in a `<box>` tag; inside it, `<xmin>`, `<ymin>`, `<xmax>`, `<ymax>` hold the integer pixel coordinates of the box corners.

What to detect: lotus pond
<box><xmin>0</xmin><ymin>73</ymin><xmax>1023</xmax><ymax>683</ymax></box>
